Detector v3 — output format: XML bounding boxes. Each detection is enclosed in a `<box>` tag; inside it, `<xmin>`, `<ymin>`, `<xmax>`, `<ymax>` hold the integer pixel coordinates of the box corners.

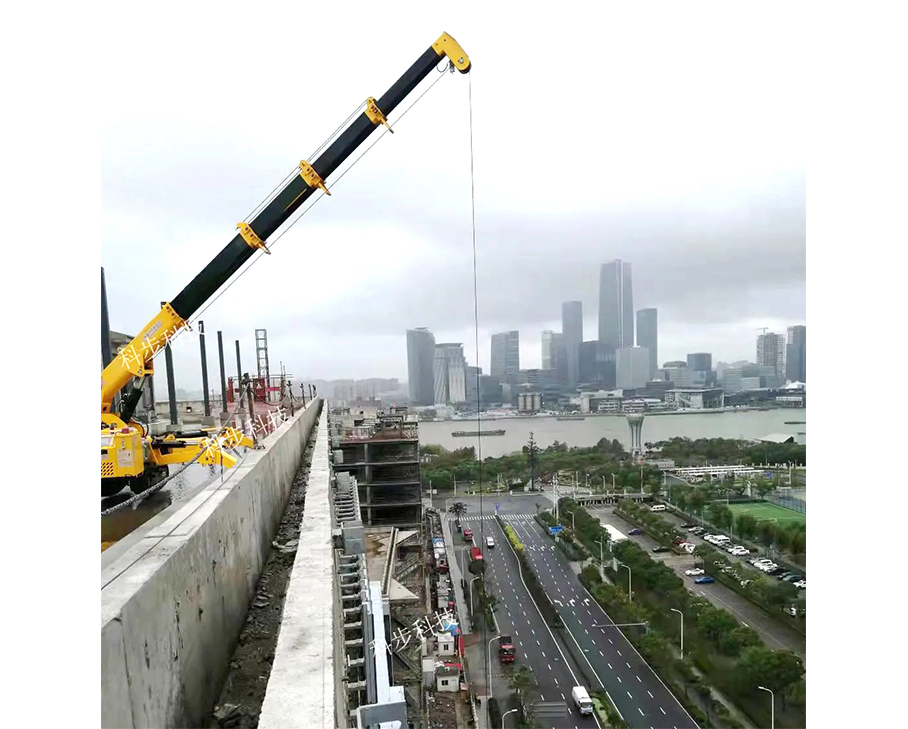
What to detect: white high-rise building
<box><xmin>433</xmin><ymin>343</ymin><xmax>467</xmax><ymax>404</ymax></box>
<box><xmin>756</xmin><ymin>332</ymin><xmax>786</xmax><ymax>378</ymax></box>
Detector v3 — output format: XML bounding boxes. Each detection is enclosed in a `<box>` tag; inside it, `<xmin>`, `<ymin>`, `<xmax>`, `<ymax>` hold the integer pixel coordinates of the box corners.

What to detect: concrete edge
<box><xmin>258</xmin><ymin>412</ymin><xmax>335</xmax><ymax>729</ymax></box>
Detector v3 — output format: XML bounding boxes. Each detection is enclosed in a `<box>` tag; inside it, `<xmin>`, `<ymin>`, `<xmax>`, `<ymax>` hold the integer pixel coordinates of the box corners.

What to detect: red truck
<box><xmin>462</xmin><ymin>527</ymin><xmax>473</xmax><ymax>541</ymax></box>
<box><xmin>498</xmin><ymin>635</ymin><xmax>516</xmax><ymax>664</ymax></box>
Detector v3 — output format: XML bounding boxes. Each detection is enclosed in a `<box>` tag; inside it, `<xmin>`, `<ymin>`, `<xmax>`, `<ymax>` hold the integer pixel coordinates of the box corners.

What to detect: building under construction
<box><xmin>330</xmin><ymin>407</ymin><xmax>422</xmax><ymax>527</ymax></box>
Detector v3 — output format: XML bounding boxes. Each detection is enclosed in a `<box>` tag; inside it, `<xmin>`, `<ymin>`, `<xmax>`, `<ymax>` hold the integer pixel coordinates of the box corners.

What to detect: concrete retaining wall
<box><xmin>101</xmin><ymin>398</ymin><xmax>323</xmax><ymax>728</ymax></box>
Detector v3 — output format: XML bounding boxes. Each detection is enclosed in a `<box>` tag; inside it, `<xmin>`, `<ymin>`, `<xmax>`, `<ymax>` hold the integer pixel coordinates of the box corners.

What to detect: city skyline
<box><xmin>397</xmin><ymin>320</ymin><xmax>806</xmax><ymax>388</ymax></box>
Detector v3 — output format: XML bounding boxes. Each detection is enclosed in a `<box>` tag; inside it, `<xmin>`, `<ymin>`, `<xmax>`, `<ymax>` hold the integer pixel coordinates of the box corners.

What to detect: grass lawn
<box><xmin>727</xmin><ymin>501</ymin><xmax>806</xmax><ymax>527</ymax></box>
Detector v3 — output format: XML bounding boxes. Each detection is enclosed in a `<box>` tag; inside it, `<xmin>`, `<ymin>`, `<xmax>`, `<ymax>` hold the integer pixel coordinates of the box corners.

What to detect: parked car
<box><xmin>686</xmin><ymin>568</ymin><xmax>705</xmax><ymax>576</ymax></box>
<box><xmin>680</xmin><ymin>523</ymin><xmax>696</xmax><ymax>529</ymax></box>
<box><xmin>652</xmin><ymin>546</ymin><xmax>670</xmax><ymax>553</ymax></box>
<box><xmin>695</xmin><ymin>576</ymin><xmax>716</xmax><ymax>584</ymax></box>
<box><xmin>794</xmin><ymin>580</ymin><xmax>806</xmax><ymax>589</ymax></box>
<box><xmin>628</xmin><ymin>528</ymin><xmax>643</xmax><ymax>535</ymax></box>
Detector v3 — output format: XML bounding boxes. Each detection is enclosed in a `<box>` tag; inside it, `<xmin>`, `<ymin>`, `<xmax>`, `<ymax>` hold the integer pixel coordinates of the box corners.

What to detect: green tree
<box><xmin>756</xmin><ymin>520</ymin><xmax>776</xmax><ymax>548</ymax></box>
<box><xmin>687</xmin><ymin>490</ymin><xmax>708</xmax><ymax>517</ymax></box>
<box><xmin>734</xmin><ymin>647</ymin><xmax>805</xmax><ymax>708</ymax></box>
<box><xmin>508</xmin><ymin>665</ymin><xmax>535</xmax><ymax>714</ymax></box>
<box><xmin>707</xmin><ymin>503</ymin><xmax>733</xmax><ymax>531</ymax></box>
<box><xmin>735</xmin><ymin>513</ymin><xmax>758</xmax><ymax>540</ymax></box>
<box><xmin>788</xmin><ymin>528</ymin><xmax>806</xmax><ymax>556</ymax></box>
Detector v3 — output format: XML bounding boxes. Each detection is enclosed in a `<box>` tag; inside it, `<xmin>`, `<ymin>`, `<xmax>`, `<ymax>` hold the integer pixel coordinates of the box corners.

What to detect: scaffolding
<box><xmin>256</xmin><ymin>328</ymin><xmax>270</xmax><ymax>383</ymax></box>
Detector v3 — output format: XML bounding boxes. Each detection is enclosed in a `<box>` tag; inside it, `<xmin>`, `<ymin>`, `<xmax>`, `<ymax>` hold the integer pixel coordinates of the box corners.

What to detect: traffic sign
<box><xmin>549</xmin><ymin>525</ymin><xmax>563</xmax><ymax>535</ymax></box>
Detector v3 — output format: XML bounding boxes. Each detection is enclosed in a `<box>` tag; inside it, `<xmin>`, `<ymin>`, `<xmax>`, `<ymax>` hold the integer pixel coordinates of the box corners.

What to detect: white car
<box><xmin>685</xmin><ymin>568</ymin><xmax>705</xmax><ymax>576</ymax></box>
<box><xmin>486</xmin><ymin>536</ymin><xmax>495</xmax><ymax>548</ymax></box>
<box><xmin>794</xmin><ymin>580</ymin><xmax>806</xmax><ymax>589</ymax></box>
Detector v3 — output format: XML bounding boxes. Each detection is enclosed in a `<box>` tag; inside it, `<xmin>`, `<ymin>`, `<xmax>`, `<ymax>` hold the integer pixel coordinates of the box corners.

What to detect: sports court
<box><xmin>727</xmin><ymin>501</ymin><xmax>806</xmax><ymax>527</ymax></box>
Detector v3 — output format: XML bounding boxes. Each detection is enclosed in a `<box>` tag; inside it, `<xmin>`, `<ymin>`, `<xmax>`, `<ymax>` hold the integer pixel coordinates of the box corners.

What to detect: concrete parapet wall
<box><xmin>257</xmin><ymin>412</ymin><xmax>336</xmax><ymax>729</ymax></box>
<box><xmin>101</xmin><ymin>398</ymin><xmax>324</xmax><ymax>729</ymax></box>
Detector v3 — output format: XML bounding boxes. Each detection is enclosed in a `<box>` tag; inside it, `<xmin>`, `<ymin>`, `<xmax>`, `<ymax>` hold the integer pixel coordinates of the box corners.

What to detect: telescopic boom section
<box><xmin>100</xmin><ymin>33</ymin><xmax>470</xmax><ymax>414</ymax></box>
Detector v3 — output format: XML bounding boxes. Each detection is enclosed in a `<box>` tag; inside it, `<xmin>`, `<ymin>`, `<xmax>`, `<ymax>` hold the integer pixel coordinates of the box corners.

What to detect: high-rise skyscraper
<box><xmin>465</xmin><ymin>365</ymin><xmax>482</xmax><ymax>408</ymax></box>
<box><xmin>406</xmin><ymin>328</ymin><xmax>436</xmax><ymax>405</ymax></box>
<box><xmin>541</xmin><ymin>330</ymin><xmax>557</xmax><ymax>370</ymax></box>
<box><xmin>616</xmin><ymin>346</ymin><xmax>651</xmax><ymax>389</ymax></box>
<box><xmin>785</xmin><ymin>326</ymin><xmax>806</xmax><ymax>383</ymax></box>
<box><xmin>756</xmin><ymin>332</ymin><xmax>786</xmax><ymax>378</ymax></box>
<box><xmin>687</xmin><ymin>352</ymin><xmax>712</xmax><ymax>384</ymax></box>
<box><xmin>635</xmin><ymin>308</ymin><xmax>657</xmax><ymax>379</ymax></box>
<box><xmin>562</xmin><ymin>301</ymin><xmax>583</xmax><ymax>387</ymax></box>
<box><xmin>433</xmin><ymin>343</ymin><xmax>467</xmax><ymax>404</ymax></box>
<box><xmin>490</xmin><ymin>331</ymin><xmax>520</xmax><ymax>377</ymax></box>
<box><xmin>599</xmin><ymin>260</ymin><xmax>634</xmax><ymax>350</ymax></box>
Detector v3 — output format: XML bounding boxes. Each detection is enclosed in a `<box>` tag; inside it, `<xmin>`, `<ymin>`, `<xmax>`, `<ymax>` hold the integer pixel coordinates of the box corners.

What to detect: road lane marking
<box><xmin>626</xmin><ymin>662</ymin><xmax>631</xmax><ymax>668</ymax></box>
<box><xmin>617</xmin><ymin>676</ymin><xmax>622</xmax><ymax>683</ymax></box>
<box><xmin>627</xmin><ymin>691</ymin><xmax>633</xmax><ymax>699</ymax></box>
<box><xmin>647</xmin><ymin>691</ymin><xmax>654</xmax><ymax>698</ymax></box>
<box><xmin>608</xmin><ymin>638</ymin><xmax>613</xmax><ymax>644</ymax></box>
<box><xmin>638</xmin><ymin>707</ymin><xmax>645</xmax><ymax>716</ymax></box>
<box><xmin>537</xmin><ymin>640</ymin><xmax>541</xmax><ymax>646</ymax></box>
<box><xmin>542</xmin><ymin>651</ymin><xmax>545</xmax><ymax>657</ymax></box>
<box><xmin>636</xmin><ymin>676</ymin><xmax>641</xmax><ymax>682</ymax></box>
<box><xmin>608</xmin><ymin>663</ymin><xmax>612</xmax><ymax>669</ymax></box>
<box><xmin>617</xmin><ymin>650</ymin><xmax>622</xmax><ymax>656</ymax></box>
<box><xmin>660</xmin><ymin>707</ymin><xmax>667</xmax><ymax>715</ymax></box>
<box><xmin>548</xmin><ymin>663</ymin><xmax>552</xmax><ymax>671</ymax></box>
<box><xmin>599</xmin><ymin>650</ymin><xmax>604</xmax><ymax>656</ymax></box>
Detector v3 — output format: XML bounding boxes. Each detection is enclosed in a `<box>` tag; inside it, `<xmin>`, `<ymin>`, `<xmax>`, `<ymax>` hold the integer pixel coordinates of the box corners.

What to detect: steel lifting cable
<box><xmin>465</xmin><ymin>68</ymin><xmax>489</xmax><ymax>687</ymax></box>
<box><xmin>101</xmin><ymin>385</ymin><xmax>251</xmax><ymax>517</ymax></box>
<box><xmin>177</xmin><ymin>68</ymin><xmax>452</xmax><ymax>336</ymax></box>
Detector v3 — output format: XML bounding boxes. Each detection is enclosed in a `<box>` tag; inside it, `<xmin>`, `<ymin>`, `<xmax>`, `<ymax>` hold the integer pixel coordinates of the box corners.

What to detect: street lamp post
<box><xmin>620</xmin><ymin>563</ymin><xmax>632</xmax><ymax>601</ymax></box>
<box><xmin>670</xmin><ymin>607</ymin><xmax>684</xmax><ymax>657</ymax></box>
<box><xmin>502</xmin><ymin>708</ymin><xmax>518</xmax><ymax>728</ymax></box>
<box><xmin>758</xmin><ymin>686</ymin><xmax>774</xmax><ymax>729</ymax></box>
<box><xmin>487</xmin><ymin>634</ymin><xmax>501</xmax><ymax>702</ymax></box>
<box><xmin>570</xmin><ymin>512</ymin><xmax>576</xmax><ymax>532</ymax></box>
<box><xmin>594</xmin><ymin>538</ymin><xmax>606</xmax><ymax>580</ymax></box>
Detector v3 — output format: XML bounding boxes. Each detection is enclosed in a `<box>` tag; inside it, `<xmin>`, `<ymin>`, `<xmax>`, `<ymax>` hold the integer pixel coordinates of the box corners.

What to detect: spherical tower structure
<box><xmin>626</xmin><ymin>413</ymin><xmax>645</xmax><ymax>461</ymax></box>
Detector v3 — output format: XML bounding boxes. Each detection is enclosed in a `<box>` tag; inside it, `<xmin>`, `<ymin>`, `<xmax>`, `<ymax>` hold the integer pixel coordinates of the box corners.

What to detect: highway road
<box><xmin>588</xmin><ymin>505</ymin><xmax>807</xmax><ymax>661</ymax></box>
<box><xmin>454</xmin><ymin>503</ymin><xmax>601</xmax><ymax>728</ymax></box>
<box><xmin>502</xmin><ymin>513</ymin><xmax>698</xmax><ymax>729</ymax></box>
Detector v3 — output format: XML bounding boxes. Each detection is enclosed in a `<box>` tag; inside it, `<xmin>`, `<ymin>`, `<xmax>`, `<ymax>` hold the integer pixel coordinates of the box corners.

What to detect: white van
<box><xmin>571</xmin><ymin>686</ymin><xmax>594</xmax><ymax>715</ymax></box>
<box><xmin>650</xmin><ymin>504</ymin><xmax>666</xmax><ymax>512</ymax></box>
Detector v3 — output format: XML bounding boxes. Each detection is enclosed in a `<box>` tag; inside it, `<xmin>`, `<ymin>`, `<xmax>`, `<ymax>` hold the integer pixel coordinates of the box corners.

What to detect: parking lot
<box><xmin>586</xmin><ymin>504</ymin><xmax>807</xmax><ymax>661</ymax></box>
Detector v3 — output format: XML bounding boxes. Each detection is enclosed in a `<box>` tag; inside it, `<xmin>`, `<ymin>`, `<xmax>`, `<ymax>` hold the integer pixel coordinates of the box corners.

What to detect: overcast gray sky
<box><xmin>100</xmin><ymin>4</ymin><xmax>805</xmax><ymax>393</ymax></box>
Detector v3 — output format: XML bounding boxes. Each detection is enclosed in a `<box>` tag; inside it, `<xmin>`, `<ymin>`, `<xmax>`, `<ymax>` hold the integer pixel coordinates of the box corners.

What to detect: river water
<box><xmin>418</xmin><ymin>409</ymin><xmax>807</xmax><ymax>458</ymax></box>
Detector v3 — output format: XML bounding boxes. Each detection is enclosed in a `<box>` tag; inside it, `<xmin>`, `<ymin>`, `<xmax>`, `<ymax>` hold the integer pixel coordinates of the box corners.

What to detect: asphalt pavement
<box><xmin>587</xmin><ymin>505</ymin><xmax>806</xmax><ymax>661</ymax></box>
<box><xmin>449</xmin><ymin>497</ymin><xmax>601</xmax><ymax>728</ymax></box>
<box><xmin>504</xmin><ymin>515</ymin><xmax>699</xmax><ymax>729</ymax></box>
